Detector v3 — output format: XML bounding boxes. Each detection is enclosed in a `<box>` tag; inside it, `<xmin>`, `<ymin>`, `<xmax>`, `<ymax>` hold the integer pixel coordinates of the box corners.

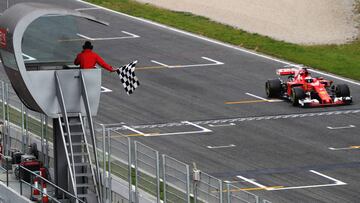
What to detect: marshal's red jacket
<box><xmin>74</xmin><ymin>49</ymin><xmax>114</xmax><ymax>72</ymax></box>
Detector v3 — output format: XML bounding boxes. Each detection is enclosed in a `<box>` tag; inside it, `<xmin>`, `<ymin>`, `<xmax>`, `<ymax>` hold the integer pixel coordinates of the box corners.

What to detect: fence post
<box><xmin>192</xmin><ymin>163</ymin><xmax>199</xmax><ymax>203</ymax></box>
<box><xmin>127</xmin><ymin>135</ymin><xmax>132</xmax><ymax>203</ymax></box>
<box><xmin>44</xmin><ymin>115</ymin><xmax>49</xmax><ymax>168</ymax></box>
<box><xmin>107</xmin><ymin>129</ymin><xmax>112</xmax><ymax>203</ymax></box>
<box><xmin>5</xmin><ymin>83</ymin><xmax>9</xmax><ymax>156</ymax></box>
<box><xmin>186</xmin><ymin>164</ymin><xmax>190</xmax><ymax>203</ymax></box>
<box><xmin>226</xmin><ymin>182</ymin><xmax>230</xmax><ymax>203</ymax></box>
<box><xmin>134</xmin><ymin>141</ymin><xmax>138</xmax><ymax>203</ymax></box>
<box><xmin>193</xmin><ymin>180</ymin><xmax>197</xmax><ymax>203</ymax></box>
<box><xmin>5</xmin><ymin>156</ymin><xmax>9</xmax><ymax>186</ymax></box>
<box><xmin>40</xmin><ymin>114</ymin><xmax>44</xmax><ymax>163</ymax></box>
<box><xmin>25</xmin><ymin>108</ymin><xmax>29</xmax><ymax>148</ymax></box>
<box><xmin>21</xmin><ymin>104</ymin><xmax>25</xmax><ymax>152</ymax></box>
<box><xmin>156</xmin><ymin>151</ymin><xmax>160</xmax><ymax>203</ymax></box>
<box><xmin>102</xmin><ymin>127</ymin><xmax>106</xmax><ymax>203</ymax></box>
<box><xmin>1</xmin><ymin>81</ymin><xmax>5</xmax><ymax>155</ymax></box>
<box><xmin>162</xmin><ymin>154</ymin><xmax>166</xmax><ymax>203</ymax></box>
<box><xmin>219</xmin><ymin>180</ymin><xmax>223</xmax><ymax>203</ymax></box>
<box><xmin>19</xmin><ymin>167</ymin><xmax>23</xmax><ymax>196</ymax></box>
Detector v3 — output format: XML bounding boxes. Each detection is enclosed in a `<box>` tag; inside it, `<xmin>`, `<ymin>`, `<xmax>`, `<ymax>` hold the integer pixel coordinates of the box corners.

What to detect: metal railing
<box><xmin>163</xmin><ymin>154</ymin><xmax>190</xmax><ymax>203</ymax></box>
<box><xmin>18</xmin><ymin>165</ymin><xmax>85</xmax><ymax>203</ymax></box>
<box><xmin>135</xmin><ymin>141</ymin><xmax>160</xmax><ymax>203</ymax></box>
<box><xmin>224</xmin><ymin>183</ymin><xmax>259</xmax><ymax>203</ymax></box>
<box><xmin>0</xmin><ymin>153</ymin><xmax>10</xmax><ymax>187</ymax></box>
<box><xmin>194</xmin><ymin>171</ymin><xmax>223</xmax><ymax>203</ymax></box>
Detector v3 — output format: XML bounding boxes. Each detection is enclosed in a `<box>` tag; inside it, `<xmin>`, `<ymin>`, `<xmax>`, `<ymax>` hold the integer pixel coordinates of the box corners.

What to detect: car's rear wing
<box><xmin>276</xmin><ymin>68</ymin><xmax>298</xmax><ymax>76</ymax></box>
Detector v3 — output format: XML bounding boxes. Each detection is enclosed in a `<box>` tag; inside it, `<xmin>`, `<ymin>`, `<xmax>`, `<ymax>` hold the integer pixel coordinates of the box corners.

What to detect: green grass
<box><xmin>87</xmin><ymin>0</ymin><xmax>360</xmax><ymax>81</ymax></box>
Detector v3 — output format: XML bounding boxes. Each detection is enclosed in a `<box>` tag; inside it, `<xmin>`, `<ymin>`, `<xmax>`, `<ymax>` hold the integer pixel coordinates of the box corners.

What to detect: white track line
<box><xmin>119</xmin><ymin>121</ymin><xmax>212</xmax><ymax>137</ymax></box>
<box><xmin>245</xmin><ymin>92</ymin><xmax>282</xmax><ymax>102</ymax></box>
<box><xmin>207</xmin><ymin>144</ymin><xmax>236</xmax><ymax>149</ymax></box>
<box><xmin>121</xmin><ymin>31</ymin><xmax>140</xmax><ymax>38</ymax></box>
<box><xmin>75</xmin><ymin>7</ymin><xmax>100</xmax><ymax>11</ymax></box>
<box><xmin>245</xmin><ymin>93</ymin><xmax>268</xmax><ymax>101</ymax></box>
<box><xmin>238</xmin><ymin>170</ymin><xmax>346</xmax><ymax>191</ymax></box>
<box><xmin>150</xmin><ymin>60</ymin><xmax>170</xmax><ymax>67</ymax></box>
<box><xmin>268</xmin><ymin>183</ymin><xmax>344</xmax><ymax>191</ymax></box>
<box><xmin>22</xmin><ymin>53</ymin><xmax>36</xmax><ymax>61</ymax></box>
<box><xmin>76</xmin><ymin>31</ymin><xmax>140</xmax><ymax>41</ymax></box>
<box><xmin>122</xmin><ymin>125</ymin><xmax>147</xmax><ymax>136</ymax></box>
<box><xmin>184</xmin><ymin>121</ymin><xmax>212</xmax><ymax>133</ymax></box>
<box><xmin>236</xmin><ymin>175</ymin><xmax>267</xmax><ymax>189</ymax></box>
<box><xmin>76</xmin><ymin>0</ymin><xmax>360</xmax><ymax>86</ymax></box>
<box><xmin>114</xmin><ymin>109</ymin><xmax>360</xmax><ymax>130</ymax></box>
<box><xmin>270</xmin><ymin>170</ymin><xmax>347</xmax><ymax>191</ymax></box>
<box><xmin>76</xmin><ymin>33</ymin><xmax>92</xmax><ymax>40</ymax></box>
<box><xmin>208</xmin><ymin>123</ymin><xmax>235</xmax><ymax>127</ymax></box>
<box><xmin>151</xmin><ymin>57</ymin><xmax>224</xmax><ymax>69</ymax></box>
<box><xmin>101</xmin><ymin>86</ymin><xmax>112</xmax><ymax>93</ymax></box>
<box><xmin>201</xmin><ymin>57</ymin><xmax>224</xmax><ymax>65</ymax></box>
<box><xmin>310</xmin><ymin>170</ymin><xmax>346</xmax><ymax>184</ymax></box>
<box><xmin>328</xmin><ymin>146</ymin><xmax>360</xmax><ymax>151</ymax></box>
<box><xmin>327</xmin><ymin>125</ymin><xmax>355</xmax><ymax>130</ymax></box>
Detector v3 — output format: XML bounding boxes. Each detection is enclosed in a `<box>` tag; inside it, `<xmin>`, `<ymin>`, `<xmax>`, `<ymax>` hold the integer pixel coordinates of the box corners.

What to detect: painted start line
<box><xmin>114</xmin><ymin>109</ymin><xmax>360</xmax><ymax>130</ymax></box>
<box><xmin>236</xmin><ymin>170</ymin><xmax>346</xmax><ymax>191</ymax></box>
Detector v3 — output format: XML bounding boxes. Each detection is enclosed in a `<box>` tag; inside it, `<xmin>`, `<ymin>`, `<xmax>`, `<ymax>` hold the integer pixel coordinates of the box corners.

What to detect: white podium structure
<box><xmin>0</xmin><ymin>3</ymin><xmax>106</xmax><ymax>202</ymax></box>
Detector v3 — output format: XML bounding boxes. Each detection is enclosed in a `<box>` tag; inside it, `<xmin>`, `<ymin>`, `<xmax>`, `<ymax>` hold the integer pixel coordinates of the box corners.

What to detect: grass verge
<box><xmin>87</xmin><ymin>0</ymin><xmax>360</xmax><ymax>81</ymax></box>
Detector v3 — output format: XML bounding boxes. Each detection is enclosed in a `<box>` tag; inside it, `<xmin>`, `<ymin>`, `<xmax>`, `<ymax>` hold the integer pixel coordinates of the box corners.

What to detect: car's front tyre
<box><xmin>335</xmin><ymin>84</ymin><xmax>350</xmax><ymax>97</ymax></box>
<box><xmin>291</xmin><ymin>87</ymin><xmax>305</xmax><ymax>106</ymax></box>
<box><xmin>265</xmin><ymin>79</ymin><xmax>282</xmax><ymax>98</ymax></box>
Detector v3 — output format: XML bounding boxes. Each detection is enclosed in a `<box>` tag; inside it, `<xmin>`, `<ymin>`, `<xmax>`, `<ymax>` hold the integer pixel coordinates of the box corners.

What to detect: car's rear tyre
<box><xmin>335</xmin><ymin>84</ymin><xmax>350</xmax><ymax>97</ymax></box>
<box><xmin>265</xmin><ymin>79</ymin><xmax>282</xmax><ymax>98</ymax></box>
<box><xmin>291</xmin><ymin>87</ymin><xmax>305</xmax><ymax>106</ymax></box>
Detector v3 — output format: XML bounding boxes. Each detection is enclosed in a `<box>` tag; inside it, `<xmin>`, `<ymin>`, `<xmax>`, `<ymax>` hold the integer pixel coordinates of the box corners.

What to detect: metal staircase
<box><xmin>55</xmin><ymin>71</ymin><xmax>102</xmax><ymax>203</ymax></box>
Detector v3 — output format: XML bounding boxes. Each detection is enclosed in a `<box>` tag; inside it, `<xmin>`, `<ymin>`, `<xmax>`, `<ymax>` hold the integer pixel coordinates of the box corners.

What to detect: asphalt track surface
<box><xmin>2</xmin><ymin>1</ymin><xmax>360</xmax><ymax>202</ymax></box>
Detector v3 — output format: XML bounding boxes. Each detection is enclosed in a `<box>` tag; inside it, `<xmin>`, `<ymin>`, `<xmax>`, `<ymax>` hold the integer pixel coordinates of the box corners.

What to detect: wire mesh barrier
<box><xmin>194</xmin><ymin>171</ymin><xmax>223</xmax><ymax>203</ymax></box>
<box><xmin>163</xmin><ymin>154</ymin><xmax>190</xmax><ymax>203</ymax></box>
<box><xmin>134</xmin><ymin>141</ymin><xmax>160</xmax><ymax>203</ymax></box>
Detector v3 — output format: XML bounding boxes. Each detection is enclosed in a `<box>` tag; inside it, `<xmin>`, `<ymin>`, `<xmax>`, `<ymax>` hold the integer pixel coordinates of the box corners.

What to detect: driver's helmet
<box><xmin>305</xmin><ymin>76</ymin><xmax>313</xmax><ymax>83</ymax></box>
<box><xmin>299</xmin><ymin>68</ymin><xmax>309</xmax><ymax>77</ymax></box>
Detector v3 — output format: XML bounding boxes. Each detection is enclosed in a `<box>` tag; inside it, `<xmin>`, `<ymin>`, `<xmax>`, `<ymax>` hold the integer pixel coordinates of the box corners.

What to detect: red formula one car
<box><xmin>265</xmin><ymin>67</ymin><xmax>352</xmax><ymax>107</ymax></box>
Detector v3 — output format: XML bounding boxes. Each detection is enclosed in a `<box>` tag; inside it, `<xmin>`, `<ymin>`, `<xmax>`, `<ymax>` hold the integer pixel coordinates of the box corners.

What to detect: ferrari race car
<box><xmin>265</xmin><ymin>67</ymin><xmax>352</xmax><ymax>107</ymax></box>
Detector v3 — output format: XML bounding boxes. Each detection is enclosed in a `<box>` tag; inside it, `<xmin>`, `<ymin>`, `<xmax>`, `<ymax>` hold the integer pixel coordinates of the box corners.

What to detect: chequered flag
<box><xmin>117</xmin><ymin>60</ymin><xmax>140</xmax><ymax>94</ymax></box>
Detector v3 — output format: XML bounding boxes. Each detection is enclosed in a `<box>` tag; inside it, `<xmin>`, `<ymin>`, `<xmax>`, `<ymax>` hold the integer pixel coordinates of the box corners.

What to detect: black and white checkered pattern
<box><xmin>117</xmin><ymin>60</ymin><xmax>140</xmax><ymax>94</ymax></box>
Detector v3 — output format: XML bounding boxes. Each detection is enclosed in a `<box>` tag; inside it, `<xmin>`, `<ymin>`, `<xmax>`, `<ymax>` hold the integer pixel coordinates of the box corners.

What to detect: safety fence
<box><xmin>101</xmin><ymin>128</ymin><xmax>273</xmax><ymax>203</ymax></box>
<box><xmin>0</xmin><ymin>79</ymin><xmax>273</xmax><ymax>203</ymax></box>
<box><xmin>195</xmin><ymin>171</ymin><xmax>223</xmax><ymax>203</ymax></box>
<box><xmin>135</xmin><ymin>141</ymin><xmax>160</xmax><ymax>203</ymax></box>
<box><xmin>0</xmin><ymin>81</ymin><xmax>52</xmax><ymax>168</ymax></box>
